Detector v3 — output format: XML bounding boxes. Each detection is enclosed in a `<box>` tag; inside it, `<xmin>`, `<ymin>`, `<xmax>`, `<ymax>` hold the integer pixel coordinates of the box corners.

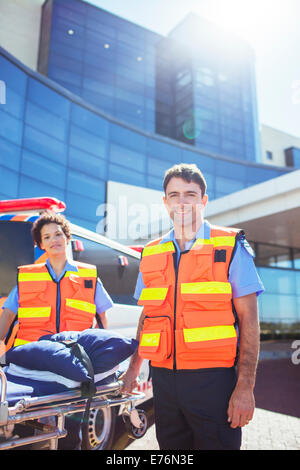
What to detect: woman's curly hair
<box><xmin>31</xmin><ymin>211</ymin><xmax>72</xmax><ymax>249</ymax></box>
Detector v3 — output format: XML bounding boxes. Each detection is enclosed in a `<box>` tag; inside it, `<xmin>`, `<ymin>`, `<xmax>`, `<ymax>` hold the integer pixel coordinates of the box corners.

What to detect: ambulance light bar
<box><xmin>0</xmin><ymin>197</ymin><xmax>66</xmax><ymax>213</ymax></box>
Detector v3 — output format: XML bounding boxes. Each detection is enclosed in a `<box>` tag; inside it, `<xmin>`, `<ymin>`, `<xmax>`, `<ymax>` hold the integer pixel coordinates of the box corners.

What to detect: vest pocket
<box><xmin>139</xmin><ymin>316</ymin><xmax>172</xmax><ymax>362</ymax></box>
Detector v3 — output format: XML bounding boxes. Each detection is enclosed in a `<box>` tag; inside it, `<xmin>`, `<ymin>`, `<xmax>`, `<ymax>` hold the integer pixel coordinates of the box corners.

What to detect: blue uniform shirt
<box><xmin>134</xmin><ymin>220</ymin><xmax>264</xmax><ymax>300</ymax></box>
<box><xmin>3</xmin><ymin>258</ymin><xmax>113</xmax><ymax>316</ymax></box>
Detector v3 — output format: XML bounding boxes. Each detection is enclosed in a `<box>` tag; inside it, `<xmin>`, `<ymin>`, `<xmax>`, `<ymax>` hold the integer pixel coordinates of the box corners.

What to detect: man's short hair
<box><xmin>31</xmin><ymin>211</ymin><xmax>72</xmax><ymax>249</ymax></box>
<box><xmin>163</xmin><ymin>163</ymin><xmax>207</xmax><ymax>197</ymax></box>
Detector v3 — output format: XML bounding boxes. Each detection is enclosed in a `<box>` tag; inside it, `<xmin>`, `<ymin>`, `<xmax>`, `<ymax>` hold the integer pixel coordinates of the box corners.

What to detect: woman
<box><xmin>0</xmin><ymin>211</ymin><xmax>113</xmax><ymax>349</ymax></box>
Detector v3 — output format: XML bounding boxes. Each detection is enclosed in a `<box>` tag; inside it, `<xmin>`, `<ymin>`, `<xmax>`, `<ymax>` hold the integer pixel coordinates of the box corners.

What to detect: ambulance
<box><xmin>0</xmin><ymin>196</ymin><xmax>151</xmax><ymax>450</ymax></box>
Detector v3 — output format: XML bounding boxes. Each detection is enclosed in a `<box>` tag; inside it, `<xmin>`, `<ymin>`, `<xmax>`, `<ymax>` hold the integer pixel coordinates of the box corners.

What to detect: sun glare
<box><xmin>191</xmin><ymin>0</ymin><xmax>287</xmax><ymax>44</ymax></box>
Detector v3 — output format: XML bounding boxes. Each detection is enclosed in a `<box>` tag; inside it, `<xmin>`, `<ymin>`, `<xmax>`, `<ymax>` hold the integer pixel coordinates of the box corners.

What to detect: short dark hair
<box><xmin>163</xmin><ymin>163</ymin><xmax>207</xmax><ymax>197</ymax></box>
<box><xmin>31</xmin><ymin>211</ymin><xmax>72</xmax><ymax>248</ymax></box>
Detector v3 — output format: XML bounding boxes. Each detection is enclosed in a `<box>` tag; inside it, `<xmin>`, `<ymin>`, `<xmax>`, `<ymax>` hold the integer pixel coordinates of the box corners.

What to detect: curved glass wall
<box><xmin>0</xmin><ymin>48</ymin><xmax>290</xmax><ymax>231</ymax></box>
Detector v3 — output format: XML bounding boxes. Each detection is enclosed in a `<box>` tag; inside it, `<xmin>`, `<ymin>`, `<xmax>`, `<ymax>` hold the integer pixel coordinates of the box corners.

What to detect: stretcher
<box><xmin>0</xmin><ymin>366</ymin><xmax>147</xmax><ymax>450</ymax></box>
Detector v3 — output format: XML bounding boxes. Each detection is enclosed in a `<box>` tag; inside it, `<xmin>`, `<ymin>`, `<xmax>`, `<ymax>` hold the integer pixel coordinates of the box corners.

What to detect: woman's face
<box><xmin>39</xmin><ymin>223</ymin><xmax>68</xmax><ymax>257</ymax></box>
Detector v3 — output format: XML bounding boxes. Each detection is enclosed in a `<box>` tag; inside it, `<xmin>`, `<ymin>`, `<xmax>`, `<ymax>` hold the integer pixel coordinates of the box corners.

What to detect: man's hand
<box><xmin>227</xmin><ymin>384</ymin><xmax>255</xmax><ymax>428</ymax></box>
<box><xmin>120</xmin><ymin>368</ymin><xmax>139</xmax><ymax>394</ymax></box>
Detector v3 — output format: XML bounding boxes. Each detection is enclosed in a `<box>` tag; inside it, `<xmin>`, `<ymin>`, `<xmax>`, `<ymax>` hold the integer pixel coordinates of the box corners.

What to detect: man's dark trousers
<box><xmin>151</xmin><ymin>366</ymin><xmax>242</xmax><ymax>450</ymax></box>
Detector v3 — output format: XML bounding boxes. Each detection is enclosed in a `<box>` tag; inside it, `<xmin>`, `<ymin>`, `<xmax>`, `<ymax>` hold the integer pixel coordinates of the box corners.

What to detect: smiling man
<box><xmin>122</xmin><ymin>163</ymin><xmax>264</xmax><ymax>450</ymax></box>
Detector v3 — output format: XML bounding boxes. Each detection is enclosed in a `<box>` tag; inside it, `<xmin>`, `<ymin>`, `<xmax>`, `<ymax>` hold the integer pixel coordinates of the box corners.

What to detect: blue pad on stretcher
<box><xmin>3</xmin><ymin>329</ymin><xmax>138</xmax><ymax>406</ymax></box>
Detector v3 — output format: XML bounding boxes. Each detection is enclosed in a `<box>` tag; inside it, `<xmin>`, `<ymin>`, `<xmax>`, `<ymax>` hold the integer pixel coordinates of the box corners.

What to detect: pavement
<box><xmin>123</xmin><ymin>340</ymin><xmax>300</xmax><ymax>451</ymax></box>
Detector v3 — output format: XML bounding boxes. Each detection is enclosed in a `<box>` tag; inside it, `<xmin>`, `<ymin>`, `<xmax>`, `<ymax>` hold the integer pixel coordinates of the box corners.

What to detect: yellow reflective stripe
<box><xmin>181</xmin><ymin>282</ymin><xmax>232</xmax><ymax>295</ymax></box>
<box><xmin>212</xmin><ymin>236</ymin><xmax>236</xmax><ymax>247</ymax></box>
<box><xmin>65</xmin><ymin>269</ymin><xmax>97</xmax><ymax>278</ymax></box>
<box><xmin>183</xmin><ymin>325</ymin><xmax>236</xmax><ymax>343</ymax></box>
<box><xmin>193</xmin><ymin>236</ymin><xmax>236</xmax><ymax>248</ymax></box>
<box><xmin>18</xmin><ymin>307</ymin><xmax>51</xmax><ymax>318</ymax></box>
<box><xmin>142</xmin><ymin>242</ymin><xmax>175</xmax><ymax>257</ymax></box>
<box><xmin>18</xmin><ymin>272</ymin><xmax>52</xmax><ymax>282</ymax></box>
<box><xmin>139</xmin><ymin>287</ymin><xmax>168</xmax><ymax>301</ymax></box>
<box><xmin>14</xmin><ymin>338</ymin><xmax>32</xmax><ymax>347</ymax></box>
<box><xmin>66</xmin><ymin>298</ymin><xmax>96</xmax><ymax>314</ymax></box>
<box><xmin>140</xmin><ymin>332</ymin><xmax>160</xmax><ymax>347</ymax></box>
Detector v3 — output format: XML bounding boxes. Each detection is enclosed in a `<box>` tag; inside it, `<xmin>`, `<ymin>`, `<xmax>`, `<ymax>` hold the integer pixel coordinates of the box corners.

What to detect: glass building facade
<box><xmin>39</xmin><ymin>0</ymin><xmax>260</xmax><ymax>163</ymax></box>
<box><xmin>0</xmin><ymin>48</ymin><xmax>289</xmax><ymax>230</ymax></box>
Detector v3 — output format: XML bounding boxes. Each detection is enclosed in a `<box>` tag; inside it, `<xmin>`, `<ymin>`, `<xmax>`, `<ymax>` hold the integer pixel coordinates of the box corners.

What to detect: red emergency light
<box><xmin>0</xmin><ymin>197</ymin><xmax>66</xmax><ymax>213</ymax></box>
<box><xmin>129</xmin><ymin>245</ymin><xmax>144</xmax><ymax>253</ymax></box>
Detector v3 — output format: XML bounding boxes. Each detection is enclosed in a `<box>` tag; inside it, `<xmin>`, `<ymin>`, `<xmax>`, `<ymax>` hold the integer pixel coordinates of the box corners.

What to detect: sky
<box><xmin>85</xmin><ymin>0</ymin><xmax>300</xmax><ymax>139</ymax></box>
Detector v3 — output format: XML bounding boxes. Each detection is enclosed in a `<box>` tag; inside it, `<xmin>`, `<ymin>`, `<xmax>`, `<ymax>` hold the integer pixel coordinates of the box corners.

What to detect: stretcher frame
<box><xmin>0</xmin><ymin>367</ymin><xmax>146</xmax><ymax>450</ymax></box>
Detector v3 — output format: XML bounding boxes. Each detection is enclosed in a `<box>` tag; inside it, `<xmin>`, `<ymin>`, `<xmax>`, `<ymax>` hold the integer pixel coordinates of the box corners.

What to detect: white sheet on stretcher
<box><xmin>4</xmin><ymin>363</ymin><xmax>119</xmax><ymax>389</ymax></box>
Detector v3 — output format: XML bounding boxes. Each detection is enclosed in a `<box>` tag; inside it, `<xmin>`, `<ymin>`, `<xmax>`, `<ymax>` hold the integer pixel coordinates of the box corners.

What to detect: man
<box><xmin>0</xmin><ymin>211</ymin><xmax>113</xmax><ymax>449</ymax></box>
<box><xmin>122</xmin><ymin>163</ymin><xmax>264</xmax><ymax>450</ymax></box>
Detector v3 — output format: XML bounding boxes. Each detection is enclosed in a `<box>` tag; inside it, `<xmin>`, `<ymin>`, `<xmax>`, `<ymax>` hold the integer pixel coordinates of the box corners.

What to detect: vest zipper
<box><xmin>56</xmin><ymin>280</ymin><xmax>61</xmax><ymax>333</ymax></box>
<box><xmin>173</xmin><ymin>250</ymin><xmax>181</xmax><ymax>370</ymax></box>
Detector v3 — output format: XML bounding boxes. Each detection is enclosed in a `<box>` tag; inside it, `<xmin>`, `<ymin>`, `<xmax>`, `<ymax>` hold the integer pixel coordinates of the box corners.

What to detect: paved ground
<box><xmin>119</xmin><ymin>341</ymin><xmax>300</xmax><ymax>451</ymax></box>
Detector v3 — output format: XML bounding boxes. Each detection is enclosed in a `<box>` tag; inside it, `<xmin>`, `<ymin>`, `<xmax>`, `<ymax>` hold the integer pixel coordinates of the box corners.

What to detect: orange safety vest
<box><xmin>14</xmin><ymin>261</ymin><xmax>98</xmax><ymax>347</ymax></box>
<box><xmin>138</xmin><ymin>223</ymin><xmax>242</xmax><ymax>370</ymax></box>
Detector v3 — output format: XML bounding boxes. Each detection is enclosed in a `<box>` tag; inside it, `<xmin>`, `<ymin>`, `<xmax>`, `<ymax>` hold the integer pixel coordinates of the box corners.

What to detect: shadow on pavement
<box><xmin>254</xmin><ymin>358</ymin><xmax>300</xmax><ymax>418</ymax></box>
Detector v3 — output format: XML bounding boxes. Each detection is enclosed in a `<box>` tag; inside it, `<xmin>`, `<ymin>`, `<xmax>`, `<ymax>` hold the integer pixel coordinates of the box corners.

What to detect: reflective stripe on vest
<box><xmin>18</xmin><ymin>272</ymin><xmax>52</xmax><ymax>282</ymax></box>
<box><xmin>192</xmin><ymin>236</ymin><xmax>236</xmax><ymax>249</ymax></box>
<box><xmin>18</xmin><ymin>307</ymin><xmax>51</xmax><ymax>319</ymax></box>
<box><xmin>142</xmin><ymin>242</ymin><xmax>175</xmax><ymax>257</ymax></box>
<box><xmin>139</xmin><ymin>287</ymin><xmax>169</xmax><ymax>305</ymax></box>
<box><xmin>65</xmin><ymin>298</ymin><xmax>96</xmax><ymax>315</ymax></box>
<box><xmin>183</xmin><ymin>325</ymin><xmax>236</xmax><ymax>344</ymax></box>
<box><xmin>181</xmin><ymin>282</ymin><xmax>232</xmax><ymax>295</ymax></box>
<box><xmin>14</xmin><ymin>338</ymin><xmax>31</xmax><ymax>347</ymax></box>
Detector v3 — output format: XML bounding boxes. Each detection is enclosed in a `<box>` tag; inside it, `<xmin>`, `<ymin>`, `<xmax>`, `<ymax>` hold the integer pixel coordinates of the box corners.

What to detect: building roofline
<box><xmin>0</xmin><ymin>45</ymin><xmax>292</xmax><ymax>173</ymax></box>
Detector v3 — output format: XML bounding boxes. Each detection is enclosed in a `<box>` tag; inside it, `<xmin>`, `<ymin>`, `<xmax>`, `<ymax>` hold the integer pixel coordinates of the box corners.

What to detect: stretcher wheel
<box><xmin>123</xmin><ymin>409</ymin><xmax>148</xmax><ymax>440</ymax></box>
<box><xmin>81</xmin><ymin>406</ymin><xmax>117</xmax><ymax>450</ymax></box>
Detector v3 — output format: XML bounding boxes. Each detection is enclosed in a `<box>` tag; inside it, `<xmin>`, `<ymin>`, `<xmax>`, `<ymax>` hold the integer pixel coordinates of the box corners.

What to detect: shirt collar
<box><xmin>160</xmin><ymin>220</ymin><xmax>211</xmax><ymax>250</ymax></box>
<box><xmin>46</xmin><ymin>257</ymin><xmax>78</xmax><ymax>281</ymax></box>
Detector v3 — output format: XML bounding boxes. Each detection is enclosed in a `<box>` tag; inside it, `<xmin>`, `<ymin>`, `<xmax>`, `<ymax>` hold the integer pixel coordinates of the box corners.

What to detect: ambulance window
<box><xmin>0</xmin><ymin>221</ymin><xmax>34</xmax><ymax>296</ymax></box>
<box><xmin>72</xmin><ymin>236</ymin><xmax>139</xmax><ymax>305</ymax></box>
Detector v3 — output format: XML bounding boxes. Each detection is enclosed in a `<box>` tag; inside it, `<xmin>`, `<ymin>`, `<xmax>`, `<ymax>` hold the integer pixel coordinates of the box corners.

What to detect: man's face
<box><xmin>163</xmin><ymin>177</ymin><xmax>208</xmax><ymax>232</ymax></box>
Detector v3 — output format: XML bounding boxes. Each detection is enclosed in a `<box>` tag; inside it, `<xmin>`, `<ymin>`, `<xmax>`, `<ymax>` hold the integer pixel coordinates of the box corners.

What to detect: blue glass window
<box><xmin>0</xmin><ymin>55</ymin><xmax>27</xmax><ymax>95</ymax></box>
<box><xmin>0</xmin><ymin>137</ymin><xmax>21</xmax><ymax>172</ymax></box>
<box><xmin>110</xmin><ymin>143</ymin><xmax>145</xmax><ymax>173</ymax></box>
<box><xmin>110</xmin><ymin>124</ymin><xmax>147</xmax><ymax>153</ymax></box>
<box><xmin>147</xmin><ymin>139</ymin><xmax>182</xmax><ymax>163</ymax></box>
<box><xmin>69</xmin><ymin>146</ymin><xmax>107</xmax><ymax>179</ymax></box>
<box><xmin>0</xmin><ymin>166</ymin><xmax>19</xmax><ymax>198</ymax></box>
<box><xmin>27</xmin><ymin>78</ymin><xmax>70</xmax><ymax>119</ymax></box>
<box><xmin>108</xmin><ymin>163</ymin><xmax>146</xmax><ymax>187</ymax></box>
<box><xmin>23</xmin><ymin>125</ymin><xmax>68</xmax><ymax>165</ymax></box>
<box><xmin>69</xmin><ymin>124</ymin><xmax>107</xmax><ymax>160</ymax></box>
<box><xmin>66</xmin><ymin>192</ymin><xmax>104</xmax><ymax>223</ymax></box>
<box><xmin>21</xmin><ymin>149</ymin><xmax>66</xmax><ymax>188</ymax></box>
<box><xmin>67</xmin><ymin>169</ymin><xmax>105</xmax><ymax>201</ymax></box>
<box><xmin>0</xmin><ymin>109</ymin><xmax>23</xmax><ymax>146</ymax></box>
<box><xmin>19</xmin><ymin>174</ymin><xmax>65</xmax><ymax>200</ymax></box>
<box><xmin>25</xmin><ymin>101</ymin><xmax>69</xmax><ymax>142</ymax></box>
<box><xmin>71</xmin><ymin>104</ymin><xmax>109</xmax><ymax>139</ymax></box>
<box><xmin>2</xmin><ymin>87</ymin><xmax>25</xmax><ymax>120</ymax></box>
